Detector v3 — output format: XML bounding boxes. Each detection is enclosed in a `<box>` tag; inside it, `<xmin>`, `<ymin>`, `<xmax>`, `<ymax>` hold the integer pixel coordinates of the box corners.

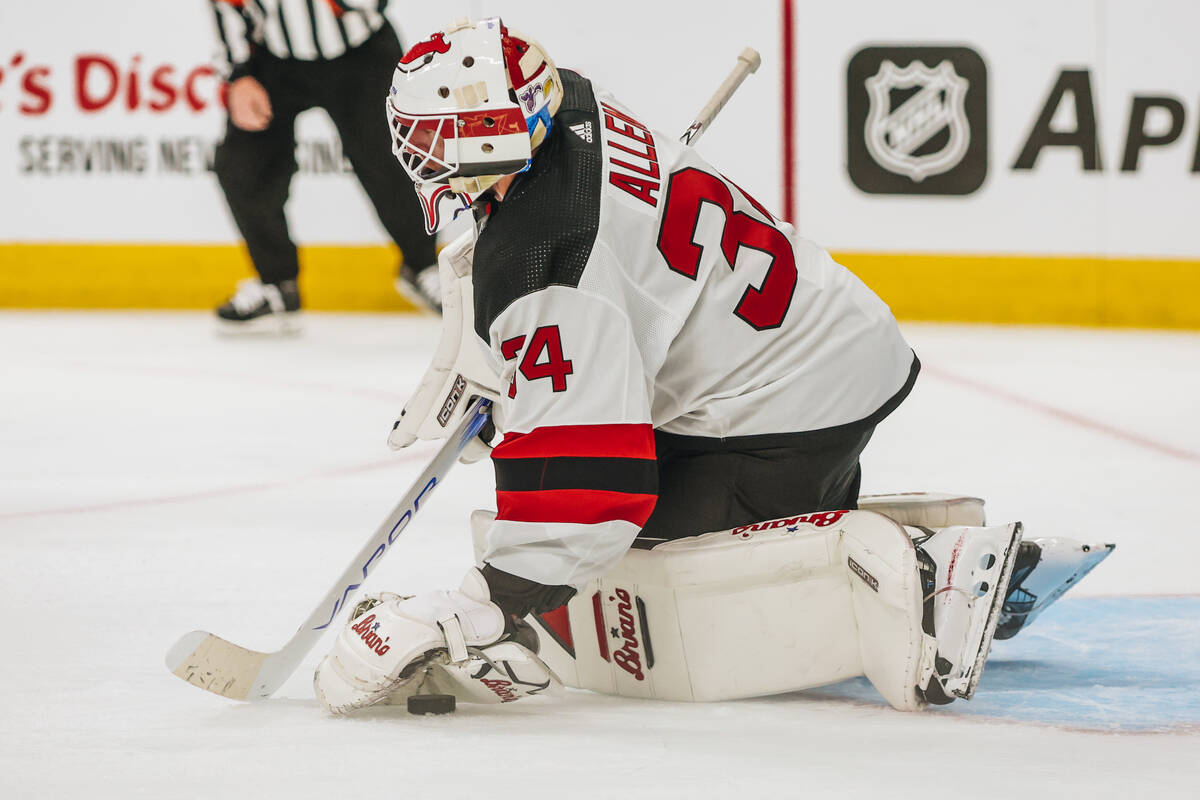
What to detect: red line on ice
<box><xmin>924</xmin><ymin>364</ymin><xmax>1200</xmax><ymax>464</ymax></box>
<box><xmin>0</xmin><ymin>449</ymin><xmax>435</xmax><ymax>521</ymax></box>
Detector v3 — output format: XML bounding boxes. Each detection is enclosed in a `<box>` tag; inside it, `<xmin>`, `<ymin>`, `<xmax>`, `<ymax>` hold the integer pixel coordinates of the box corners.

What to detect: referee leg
<box><xmin>214</xmin><ymin>109</ymin><xmax>301</xmax><ymax>284</ymax></box>
<box><xmin>323</xmin><ymin>24</ymin><xmax>437</xmax><ymax>270</ymax></box>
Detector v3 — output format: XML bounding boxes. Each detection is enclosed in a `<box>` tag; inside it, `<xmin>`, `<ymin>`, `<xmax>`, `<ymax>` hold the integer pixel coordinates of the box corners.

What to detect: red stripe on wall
<box><xmin>496</xmin><ymin>489</ymin><xmax>657</xmax><ymax>526</ymax></box>
<box><xmin>781</xmin><ymin>0</ymin><xmax>796</xmax><ymax>224</ymax></box>
<box><xmin>493</xmin><ymin>424</ymin><xmax>655</xmax><ymax>460</ymax></box>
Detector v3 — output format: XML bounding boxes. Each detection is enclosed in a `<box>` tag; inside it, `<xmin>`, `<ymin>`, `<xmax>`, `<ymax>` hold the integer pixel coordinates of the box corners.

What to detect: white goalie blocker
<box><xmin>388</xmin><ymin>229</ymin><xmax>503</xmax><ymax>460</ymax></box>
<box><xmin>469</xmin><ymin>492</ymin><xmax>1112</xmax><ymax>711</ymax></box>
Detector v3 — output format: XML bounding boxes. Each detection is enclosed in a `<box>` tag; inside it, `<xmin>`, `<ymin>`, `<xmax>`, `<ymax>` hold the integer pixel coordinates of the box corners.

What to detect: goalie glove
<box><xmin>314</xmin><ymin>568</ymin><xmax>561</xmax><ymax>714</ymax></box>
<box><xmin>315</xmin><ymin>567</ymin><xmax>505</xmax><ymax>714</ymax></box>
<box><xmin>383</xmin><ymin>635</ymin><xmax>563</xmax><ymax>707</ymax></box>
<box><xmin>387</xmin><ymin>229</ymin><xmax>502</xmax><ymax>463</ymax></box>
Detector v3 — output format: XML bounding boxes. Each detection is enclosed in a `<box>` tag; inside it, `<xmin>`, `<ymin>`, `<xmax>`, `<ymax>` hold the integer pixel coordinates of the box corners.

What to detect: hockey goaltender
<box><xmin>312</xmin><ymin>17</ymin><xmax>1113</xmax><ymax>715</ymax></box>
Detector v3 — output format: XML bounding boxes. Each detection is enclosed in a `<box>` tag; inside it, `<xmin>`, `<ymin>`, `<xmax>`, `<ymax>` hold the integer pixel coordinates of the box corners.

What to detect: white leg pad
<box><xmin>839</xmin><ymin>511</ymin><xmax>935</xmax><ymax>711</ymax></box>
<box><xmin>858</xmin><ymin>492</ymin><xmax>986</xmax><ymax>527</ymax></box>
<box><xmin>530</xmin><ymin>510</ymin><xmax>932</xmax><ymax>710</ymax></box>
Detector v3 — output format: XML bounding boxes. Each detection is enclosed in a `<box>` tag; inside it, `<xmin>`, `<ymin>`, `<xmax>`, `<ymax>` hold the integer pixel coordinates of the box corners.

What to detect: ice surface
<box><xmin>1</xmin><ymin>312</ymin><xmax>1197</xmax><ymax>799</ymax></box>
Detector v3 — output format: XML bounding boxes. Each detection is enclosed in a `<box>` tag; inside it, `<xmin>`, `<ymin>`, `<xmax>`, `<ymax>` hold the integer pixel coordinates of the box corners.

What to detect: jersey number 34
<box><xmin>656</xmin><ymin>167</ymin><xmax>796</xmax><ymax>331</ymax></box>
<box><xmin>501</xmin><ymin>325</ymin><xmax>574</xmax><ymax>398</ymax></box>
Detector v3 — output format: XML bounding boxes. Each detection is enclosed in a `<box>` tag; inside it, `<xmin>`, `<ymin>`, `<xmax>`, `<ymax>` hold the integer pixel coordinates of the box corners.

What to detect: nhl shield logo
<box><xmin>847</xmin><ymin>46</ymin><xmax>988</xmax><ymax>195</ymax></box>
<box><xmin>864</xmin><ymin>60</ymin><xmax>970</xmax><ymax>182</ymax></box>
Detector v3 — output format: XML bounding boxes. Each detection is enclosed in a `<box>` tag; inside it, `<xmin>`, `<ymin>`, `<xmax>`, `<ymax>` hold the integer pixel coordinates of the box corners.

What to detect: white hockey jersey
<box><xmin>470</xmin><ymin>70</ymin><xmax>917</xmax><ymax>588</ymax></box>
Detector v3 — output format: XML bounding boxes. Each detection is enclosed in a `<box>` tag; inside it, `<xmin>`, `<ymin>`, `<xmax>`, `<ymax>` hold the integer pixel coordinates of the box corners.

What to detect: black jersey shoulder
<box><xmin>472</xmin><ymin>69</ymin><xmax>603</xmax><ymax>341</ymax></box>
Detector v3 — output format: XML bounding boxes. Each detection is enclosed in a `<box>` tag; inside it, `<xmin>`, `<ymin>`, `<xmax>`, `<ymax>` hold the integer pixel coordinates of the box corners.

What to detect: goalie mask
<box><xmin>387</xmin><ymin>17</ymin><xmax>564</xmax><ymax>233</ymax></box>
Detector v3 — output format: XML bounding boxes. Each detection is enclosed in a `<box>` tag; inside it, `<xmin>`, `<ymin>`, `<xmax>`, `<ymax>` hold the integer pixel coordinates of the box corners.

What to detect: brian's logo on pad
<box><xmin>731</xmin><ymin>509</ymin><xmax>849</xmax><ymax>538</ymax></box>
<box><xmin>847</xmin><ymin>45</ymin><xmax>988</xmax><ymax>195</ymax></box>
<box><xmin>350</xmin><ymin>614</ymin><xmax>391</xmax><ymax>657</ymax></box>
<box><xmin>606</xmin><ymin>588</ymin><xmax>648</xmax><ymax>681</ymax></box>
<box><xmin>480</xmin><ymin>677</ymin><xmax>518</xmax><ymax>702</ymax></box>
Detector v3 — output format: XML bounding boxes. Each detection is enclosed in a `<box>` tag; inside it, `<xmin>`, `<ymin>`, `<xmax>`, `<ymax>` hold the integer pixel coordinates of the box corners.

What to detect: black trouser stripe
<box><xmin>495</xmin><ymin>456</ymin><xmax>658</xmax><ymax>495</ymax></box>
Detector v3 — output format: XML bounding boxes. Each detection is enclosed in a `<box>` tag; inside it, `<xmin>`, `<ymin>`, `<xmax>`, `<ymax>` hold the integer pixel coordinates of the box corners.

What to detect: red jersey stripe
<box><xmin>497</xmin><ymin>489</ymin><xmax>657</xmax><ymax>527</ymax></box>
<box><xmin>493</xmin><ymin>424</ymin><xmax>655</xmax><ymax>460</ymax></box>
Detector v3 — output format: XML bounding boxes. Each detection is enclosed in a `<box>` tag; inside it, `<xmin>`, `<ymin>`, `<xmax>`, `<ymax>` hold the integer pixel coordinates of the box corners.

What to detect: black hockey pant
<box><xmin>635</xmin><ymin>422</ymin><xmax>874</xmax><ymax>545</ymax></box>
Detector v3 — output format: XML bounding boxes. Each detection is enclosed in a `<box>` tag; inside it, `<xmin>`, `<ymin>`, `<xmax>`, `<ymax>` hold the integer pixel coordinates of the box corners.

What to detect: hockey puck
<box><xmin>407</xmin><ymin>693</ymin><xmax>456</xmax><ymax>715</ymax></box>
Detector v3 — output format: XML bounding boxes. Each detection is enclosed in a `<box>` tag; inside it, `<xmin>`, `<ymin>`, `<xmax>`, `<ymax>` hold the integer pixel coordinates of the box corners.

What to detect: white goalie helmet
<box><xmin>387</xmin><ymin>17</ymin><xmax>564</xmax><ymax>233</ymax></box>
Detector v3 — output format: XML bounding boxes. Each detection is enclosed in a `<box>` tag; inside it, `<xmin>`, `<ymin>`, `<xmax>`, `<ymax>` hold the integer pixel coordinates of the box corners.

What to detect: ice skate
<box><xmin>395</xmin><ymin>262</ymin><xmax>442</xmax><ymax>314</ymax></box>
<box><xmin>995</xmin><ymin>537</ymin><xmax>1115</xmax><ymax>639</ymax></box>
<box><xmin>916</xmin><ymin>522</ymin><xmax>1023</xmax><ymax>703</ymax></box>
<box><xmin>215</xmin><ymin>278</ymin><xmax>301</xmax><ymax>334</ymax></box>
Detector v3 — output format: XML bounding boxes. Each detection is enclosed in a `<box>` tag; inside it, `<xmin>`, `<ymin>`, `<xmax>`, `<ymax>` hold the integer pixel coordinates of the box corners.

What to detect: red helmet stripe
<box><xmin>457</xmin><ymin>108</ymin><xmax>527</xmax><ymax>137</ymax></box>
<box><xmin>392</xmin><ymin>113</ymin><xmax>456</xmax><ymax>140</ymax></box>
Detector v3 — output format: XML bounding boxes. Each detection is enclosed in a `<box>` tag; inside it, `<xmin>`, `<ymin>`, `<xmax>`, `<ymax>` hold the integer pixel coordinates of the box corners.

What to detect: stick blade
<box><xmin>166</xmin><ymin>631</ymin><xmax>273</xmax><ymax>701</ymax></box>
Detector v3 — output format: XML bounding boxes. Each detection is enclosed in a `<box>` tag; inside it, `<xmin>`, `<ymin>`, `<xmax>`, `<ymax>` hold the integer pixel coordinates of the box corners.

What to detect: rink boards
<box><xmin>1</xmin><ymin>0</ymin><xmax>1198</xmax><ymax>326</ymax></box>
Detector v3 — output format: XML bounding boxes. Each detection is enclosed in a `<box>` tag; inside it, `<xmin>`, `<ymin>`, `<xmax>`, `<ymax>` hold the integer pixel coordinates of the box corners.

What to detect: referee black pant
<box><xmin>214</xmin><ymin>22</ymin><xmax>435</xmax><ymax>285</ymax></box>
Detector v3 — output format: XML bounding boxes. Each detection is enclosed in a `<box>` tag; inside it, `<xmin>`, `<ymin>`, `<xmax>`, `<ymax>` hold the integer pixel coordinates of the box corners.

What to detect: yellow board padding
<box><xmin>0</xmin><ymin>242</ymin><xmax>420</xmax><ymax>312</ymax></box>
<box><xmin>834</xmin><ymin>252</ymin><xmax>1200</xmax><ymax>329</ymax></box>
<box><xmin>1</xmin><ymin>243</ymin><xmax>1198</xmax><ymax>328</ymax></box>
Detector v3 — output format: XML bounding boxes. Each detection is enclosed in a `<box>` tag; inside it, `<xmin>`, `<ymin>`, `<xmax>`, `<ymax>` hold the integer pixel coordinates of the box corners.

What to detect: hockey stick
<box><xmin>680</xmin><ymin>47</ymin><xmax>761</xmax><ymax>147</ymax></box>
<box><xmin>165</xmin><ymin>47</ymin><xmax>762</xmax><ymax>703</ymax></box>
<box><xmin>165</xmin><ymin>397</ymin><xmax>494</xmax><ymax>701</ymax></box>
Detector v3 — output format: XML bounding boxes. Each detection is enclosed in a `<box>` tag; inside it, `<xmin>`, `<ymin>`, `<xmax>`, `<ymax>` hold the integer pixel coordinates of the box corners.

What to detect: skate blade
<box><xmin>957</xmin><ymin>521</ymin><xmax>1024</xmax><ymax>700</ymax></box>
<box><xmin>1025</xmin><ymin>540</ymin><xmax>1116</xmax><ymax>617</ymax></box>
<box><xmin>996</xmin><ymin>539</ymin><xmax>1116</xmax><ymax>639</ymax></box>
<box><xmin>215</xmin><ymin>313</ymin><xmax>302</xmax><ymax>337</ymax></box>
<box><xmin>393</xmin><ymin>278</ymin><xmax>439</xmax><ymax>314</ymax></box>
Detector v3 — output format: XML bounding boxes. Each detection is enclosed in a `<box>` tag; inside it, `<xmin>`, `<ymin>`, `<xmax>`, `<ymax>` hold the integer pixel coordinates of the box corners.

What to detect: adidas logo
<box><xmin>569</xmin><ymin>121</ymin><xmax>593</xmax><ymax>143</ymax></box>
